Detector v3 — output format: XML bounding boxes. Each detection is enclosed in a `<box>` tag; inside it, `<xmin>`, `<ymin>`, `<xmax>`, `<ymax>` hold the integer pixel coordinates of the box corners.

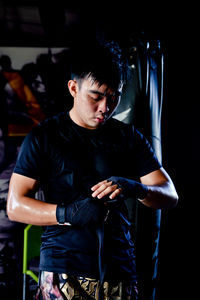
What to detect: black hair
<box><xmin>70</xmin><ymin>40</ymin><xmax>128</xmax><ymax>90</ymax></box>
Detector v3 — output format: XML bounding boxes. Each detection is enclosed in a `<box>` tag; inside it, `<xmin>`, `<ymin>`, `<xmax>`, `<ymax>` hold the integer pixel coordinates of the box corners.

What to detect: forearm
<box><xmin>139</xmin><ymin>181</ymin><xmax>178</xmax><ymax>209</ymax></box>
<box><xmin>91</xmin><ymin>168</ymin><xmax>179</xmax><ymax>209</ymax></box>
<box><xmin>7</xmin><ymin>194</ymin><xmax>57</xmax><ymax>226</ymax></box>
<box><xmin>139</xmin><ymin>168</ymin><xmax>179</xmax><ymax>209</ymax></box>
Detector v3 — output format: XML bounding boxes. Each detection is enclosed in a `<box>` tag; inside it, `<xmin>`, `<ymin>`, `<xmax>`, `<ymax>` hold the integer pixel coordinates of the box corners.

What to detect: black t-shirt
<box><xmin>14</xmin><ymin>112</ymin><xmax>161</xmax><ymax>282</ymax></box>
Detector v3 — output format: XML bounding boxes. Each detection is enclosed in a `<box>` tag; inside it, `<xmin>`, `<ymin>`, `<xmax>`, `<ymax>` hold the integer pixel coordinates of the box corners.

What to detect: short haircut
<box><xmin>70</xmin><ymin>40</ymin><xmax>128</xmax><ymax>91</ymax></box>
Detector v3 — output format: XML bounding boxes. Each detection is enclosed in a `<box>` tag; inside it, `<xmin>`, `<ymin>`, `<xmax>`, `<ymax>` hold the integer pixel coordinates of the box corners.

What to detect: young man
<box><xmin>7</xmin><ymin>40</ymin><xmax>178</xmax><ymax>300</ymax></box>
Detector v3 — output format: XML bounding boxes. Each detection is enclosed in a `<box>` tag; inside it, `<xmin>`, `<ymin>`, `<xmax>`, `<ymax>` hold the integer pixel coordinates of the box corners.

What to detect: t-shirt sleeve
<box><xmin>133</xmin><ymin>127</ymin><xmax>162</xmax><ymax>177</ymax></box>
<box><xmin>13</xmin><ymin>126</ymin><xmax>45</xmax><ymax>180</ymax></box>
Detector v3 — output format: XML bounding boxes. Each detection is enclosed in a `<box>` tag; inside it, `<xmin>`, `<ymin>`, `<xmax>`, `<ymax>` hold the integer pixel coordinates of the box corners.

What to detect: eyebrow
<box><xmin>88</xmin><ymin>89</ymin><xmax>122</xmax><ymax>97</ymax></box>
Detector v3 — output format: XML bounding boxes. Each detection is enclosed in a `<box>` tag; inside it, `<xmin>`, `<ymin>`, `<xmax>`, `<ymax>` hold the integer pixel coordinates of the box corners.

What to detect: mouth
<box><xmin>95</xmin><ymin>116</ymin><xmax>106</xmax><ymax>123</ymax></box>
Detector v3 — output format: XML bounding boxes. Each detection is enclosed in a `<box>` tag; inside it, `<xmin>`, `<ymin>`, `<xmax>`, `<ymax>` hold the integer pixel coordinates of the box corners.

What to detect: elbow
<box><xmin>7</xmin><ymin>211</ymin><xmax>16</xmax><ymax>222</ymax></box>
<box><xmin>168</xmin><ymin>190</ymin><xmax>179</xmax><ymax>209</ymax></box>
<box><xmin>7</xmin><ymin>202</ymin><xmax>16</xmax><ymax>221</ymax></box>
<box><xmin>164</xmin><ymin>180</ymin><xmax>179</xmax><ymax>209</ymax></box>
<box><xmin>174</xmin><ymin>192</ymin><xmax>179</xmax><ymax>207</ymax></box>
<box><xmin>6</xmin><ymin>194</ymin><xmax>20</xmax><ymax>222</ymax></box>
<box><xmin>7</xmin><ymin>206</ymin><xmax>15</xmax><ymax>221</ymax></box>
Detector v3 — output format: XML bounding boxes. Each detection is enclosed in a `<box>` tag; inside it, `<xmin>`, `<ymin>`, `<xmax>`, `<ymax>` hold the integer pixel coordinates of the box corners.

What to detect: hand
<box><xmin>56</xmin><ymin>197</ymin><xmax>107</xmax><ymax>227</ymax></box>
<box><xmin>107</xmin><ymin>176</ymin><xmax>148</xmax><ymax>199</ymax></box>
<box><xmin>91</xmin><ymin>179</ymin><xmax>124</xmax><ymax>202</ymax></box>
<box><xmin>91</xmin><ymin>176</ymin><xmax>148</xmax><ymax>201</ymax></box>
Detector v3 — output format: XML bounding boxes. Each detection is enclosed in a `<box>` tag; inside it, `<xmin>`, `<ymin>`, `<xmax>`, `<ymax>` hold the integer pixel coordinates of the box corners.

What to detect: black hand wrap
<box><xmin>56</xmin><ymin>197</ymin><xmax>107</xmax><ymax>227</ymax></box>
<box><xmin>107</xmin><ymin>176</ymin><xmax>148</xmax><ymax>200</ymax></box>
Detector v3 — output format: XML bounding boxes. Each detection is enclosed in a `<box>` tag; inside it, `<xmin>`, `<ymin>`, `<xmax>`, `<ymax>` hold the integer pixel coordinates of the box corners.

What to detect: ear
<box><xmin>68</xmin><ymin>80</ymin><xmax>78</xmax><ymax>98</ymax></box>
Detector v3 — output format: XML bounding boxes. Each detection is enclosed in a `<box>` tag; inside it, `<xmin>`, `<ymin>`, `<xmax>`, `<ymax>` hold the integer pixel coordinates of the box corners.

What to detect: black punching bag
<box><xmin>113</xmin><ymin>40</ymin><xmax>164</xmax><ymax>300</ymax></box>
<box><xmin>135</xmin><ymin>40</ymin><xmax>163</xmax><ymax>300</ymax></box>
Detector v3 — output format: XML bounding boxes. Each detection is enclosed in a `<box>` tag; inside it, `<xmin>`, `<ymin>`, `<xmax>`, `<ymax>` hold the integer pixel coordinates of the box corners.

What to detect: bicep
<box><xmin>8</xmin><ymin>173</ymin><xmax>39</xmax><ymax>199</ymax></box>
<box><xmin>7</xmin><ymin>173</ymin><xmax>57</xmax><ymax>225</ymax></box>
<box><xmin>140</xmin><ymin>167</ymin><xmax>172</xmax><ymax>186</ymax></box>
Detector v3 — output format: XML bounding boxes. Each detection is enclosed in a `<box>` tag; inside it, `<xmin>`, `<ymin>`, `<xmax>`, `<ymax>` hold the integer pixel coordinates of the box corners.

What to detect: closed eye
<box><xmin>88</xmin><ymin>89</ymin><xmax>121</xmax><ymax>103</ymax></box>
<box><xmin>90</xmin><ymin>95</ymin><xmax>103</xmax><ymax>101</ymax></box>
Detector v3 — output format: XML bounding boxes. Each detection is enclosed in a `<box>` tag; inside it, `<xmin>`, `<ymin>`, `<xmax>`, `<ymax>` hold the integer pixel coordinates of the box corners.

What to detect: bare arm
<box><xmin>139</xmin><ymin>167</ymin><xmax>178</xmax><ymax>209</ymax></box>
<box><xmin>91</xmin><ymin>167</ymin><xmax>178</xmax><ymax>209</ymax></box>
<box><xmin>7</xmin><ymin>173</ymin><xmax>57</xmax><ymax>225</ymax></box>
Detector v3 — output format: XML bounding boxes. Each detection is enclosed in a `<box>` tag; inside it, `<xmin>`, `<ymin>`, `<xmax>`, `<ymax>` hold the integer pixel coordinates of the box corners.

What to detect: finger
<box><xmin>91</xmin><ymin>182</ymin><xmax>113</xmax><ymax>198</ymax></box>
<box><xmin>91</xmin><ymin>181</ymin><xmax>112</xmax><ymax>197</ymax></box>
<box><xmin>91</xmin><ymin>180</ymin><xmax>109</xmax><ymax>191</ymax></box>
<box><xmin>109</xmin><ymin>187</ymin><xmax>123</xmax><ymax>200</ymax></box>
<box><xmin>95</xmin><ymin>184</ymin><xmax>118</xmax><ymax>199</ymax></box>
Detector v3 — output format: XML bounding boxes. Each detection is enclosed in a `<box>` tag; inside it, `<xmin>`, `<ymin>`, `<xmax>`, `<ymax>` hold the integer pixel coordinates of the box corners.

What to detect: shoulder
<box><xmin>20</xmin><ymin>113</ymin><xmax>64</xmax><ymax>151</ymax></box>
<box><xmin>108</xmin><ymin>117</ymin><xmax>144</xmax><ymax>140</ymax></box>
<box><xmin>107</xmin><ymin>117</ymin><xmax>133</xmax><ymax>132</ymax></box>
<box><xmin>28</xmin><ymin>112</ymin><xmax>67</xmax><ymax>139</ymax></box>
<box><xmin>39</xmin><ymin>112</ymin><xmax>67</xmax><ymax>131</ymax></box>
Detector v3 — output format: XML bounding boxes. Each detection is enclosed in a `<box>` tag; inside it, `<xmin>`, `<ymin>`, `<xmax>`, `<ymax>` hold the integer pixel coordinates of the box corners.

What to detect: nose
<box><xmin>98</xmin><ymin>98</ymin><xmax>109</xmax><ymax>114</ymax></box>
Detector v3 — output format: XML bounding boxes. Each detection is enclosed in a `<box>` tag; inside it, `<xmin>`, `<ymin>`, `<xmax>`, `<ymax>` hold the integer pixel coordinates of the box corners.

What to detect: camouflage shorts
<box><xmin>35</xmin><ymin>271</ymin><xmax>138</xmax><ymax>300</ymax></box>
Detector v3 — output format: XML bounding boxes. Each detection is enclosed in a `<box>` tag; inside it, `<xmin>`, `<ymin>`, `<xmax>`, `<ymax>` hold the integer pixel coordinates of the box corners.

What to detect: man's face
<box><xmin>68</xmin><ymin>76</ymin><xmax>123</xmax><ymax>130</ymax></box>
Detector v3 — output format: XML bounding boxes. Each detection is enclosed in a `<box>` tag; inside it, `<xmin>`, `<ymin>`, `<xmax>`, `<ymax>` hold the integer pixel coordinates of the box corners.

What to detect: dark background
<box><xmin>0</xmin><ymin>1</ymin><xmax>198</xmax><ymax>299</ymax></box>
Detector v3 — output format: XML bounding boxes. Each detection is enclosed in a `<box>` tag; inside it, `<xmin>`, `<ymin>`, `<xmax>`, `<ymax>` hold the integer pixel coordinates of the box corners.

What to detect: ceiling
<box><xmin>0</xmin><ymin>1</ymin><xmax>179</xmax><ymax>49</ymax></box>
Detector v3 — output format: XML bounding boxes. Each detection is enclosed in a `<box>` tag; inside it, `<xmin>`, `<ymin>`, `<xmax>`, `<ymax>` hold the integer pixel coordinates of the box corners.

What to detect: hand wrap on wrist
<box><xmin>56</xmin><ymin>205</ymin><xmax>67</xmax><ymax>225</ymax></box>
<box><xmin>56</xmin><ymin>197</ymin><xmax>107</xmax><ymax>227</ymax></box>
<box><xmin>107</xmin><ymin>176</ymin><xmax>148</xmax><ymax>200</ymax></box>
